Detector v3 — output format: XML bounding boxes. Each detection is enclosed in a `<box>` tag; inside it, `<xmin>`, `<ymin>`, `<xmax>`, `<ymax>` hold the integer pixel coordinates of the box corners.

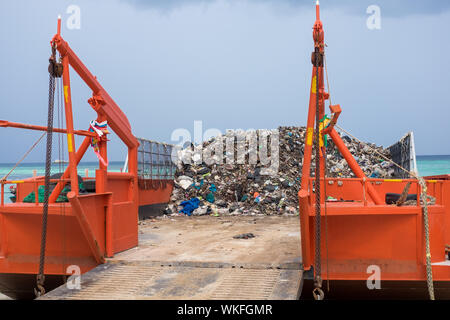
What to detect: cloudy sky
<box><xmin>0</xmin><ymin>0</ymin><xmax>449</xmax><ymax>163</ymax></box>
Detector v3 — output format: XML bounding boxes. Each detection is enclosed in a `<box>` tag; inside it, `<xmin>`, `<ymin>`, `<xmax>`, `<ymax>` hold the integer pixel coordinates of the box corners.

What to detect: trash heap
<box><xmin>164</xmin><ymin>126</ymin><xmax>396</xmax><ymax>217</ymax></box>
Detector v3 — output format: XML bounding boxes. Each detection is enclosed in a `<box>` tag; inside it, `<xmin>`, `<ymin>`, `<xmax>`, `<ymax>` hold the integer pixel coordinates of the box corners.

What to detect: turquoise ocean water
<box><xmin>0</xmin><ymin>161</ymin><xmax>124</xmax><ymax>203</ymax></box>
<box><xmin>0</xmin><ymin>156</ymin><xmax>449</xmax><ymax>203</ymax></box>
<box><xmin>416</xmin><ymin>155</ymin><xmax>450</xmax><ymax>177</ymax></box>
<box><xmin>0</xmin><ymin>161</ymin><xmax>124</xmax><ymax>182</ymax></box>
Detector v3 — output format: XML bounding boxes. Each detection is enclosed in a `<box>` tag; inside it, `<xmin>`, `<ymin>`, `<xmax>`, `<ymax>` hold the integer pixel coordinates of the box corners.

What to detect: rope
<box><xmin>0</xmin><ymin>132</ymin><xmax>46</xmax><ymax>182</ymax></box>
<box><xmin>419</xmin><ymin>179</ymin><xmax>435</xmax><ymax>300</ymax></box>
<box><xmin>322</xmin><ymin>32</ymin><xmax>434</xmax><ymax>299</ymax></box>
<box><xmin>333</xmin><ymin>124</ymin><xmax>435</xmax><ymax>300</ymax></box>
<box><xmin>323</xmin><ymin>50</ymin><xmax>332</xmax><ymax>292</ymax></box>
<box><xmin>324</xmin><ymin>51</ymin><xmax>332</xmax><ymax>107</ymax></box>
<box><xmin>323</xmin><ymin>145</ymin><xmax>330</xmax><ymax>292</ymax></box>
<box><xmin>334</xmin><ymin>124</ymin><xmax>417</xmax><ymax>179</ymax></box>
<box><xmin>396</xmin><ymin>182</ymin><xmax>412</xmax><ymax>206</ymax></box>
<box><xmin>323</xmin><ymin>51</ymin><xmax>331</xmax><ymax>293</ymax></box>
<box><xmin>56</xmin><ymin>76</ymin><xmax>68</xmax><ymax>282</ymax></box>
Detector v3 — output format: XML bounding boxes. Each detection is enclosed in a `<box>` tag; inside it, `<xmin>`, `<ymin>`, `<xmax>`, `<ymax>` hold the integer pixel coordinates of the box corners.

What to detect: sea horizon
<box><xmin>0</xmin><ymin>155</ymin><xmax>449</xmax><ymax>179</ymax></box>
<box><xmin>0</xmin><ymin>154</ymin><xmax>449</xmax><ymax>163</ymax></box>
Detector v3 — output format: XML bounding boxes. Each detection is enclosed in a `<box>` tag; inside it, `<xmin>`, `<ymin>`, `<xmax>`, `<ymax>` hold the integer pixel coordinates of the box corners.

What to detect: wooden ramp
<box><xmin>40</xmin><ymin>216</ymin><xmax>303</xmax><ymax>300</ymax></box>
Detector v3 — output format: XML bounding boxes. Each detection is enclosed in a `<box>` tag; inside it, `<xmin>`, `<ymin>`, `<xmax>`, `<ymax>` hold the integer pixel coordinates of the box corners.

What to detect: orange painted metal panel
<box><xmin>0</xmin><ymin>19</ymin><xmax>172</xmax><ymax>298</ymax></box>
<box><xmin>138</xmin><ymin>182</ymin><xmax>173</xmax><ymax>206</ymax></box>
<box><xmin>0</xmin><ymin>204</ymin><xmax>97</xmax><ymax>275</ymax></box>
<box><xmin>298</xmin><ymin>2</ymin><xmax>450</xmax><ymax>287</ymax></box>
<box><xmin>300</xmin><ymin>178</ymin><xmax>450</xmax><ymax>282</ymax></box>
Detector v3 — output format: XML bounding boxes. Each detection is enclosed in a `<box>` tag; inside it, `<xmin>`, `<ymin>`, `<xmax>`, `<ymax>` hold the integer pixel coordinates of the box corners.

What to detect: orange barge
<box><xmin>299</xmin><ymin>2</ymin><xmax>450</xmax><ymax>299</ymax></box>
<box><xmin>0</xmin><ymin>18</ymin><xmax>173</xmax><ymax>299</ymax></box>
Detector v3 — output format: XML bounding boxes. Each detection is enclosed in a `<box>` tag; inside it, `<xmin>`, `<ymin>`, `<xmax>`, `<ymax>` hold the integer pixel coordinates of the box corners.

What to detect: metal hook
<box><xmin>313</xmin><ymin>287</ymin><xmax>325</xmax><ymax>300</ymax></box>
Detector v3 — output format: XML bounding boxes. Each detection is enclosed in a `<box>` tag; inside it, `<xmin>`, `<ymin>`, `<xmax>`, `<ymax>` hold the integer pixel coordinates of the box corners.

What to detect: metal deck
<box><xmin>40</xmin><ymin>216</ymin><xmax>303</xmax><ymax>300</ymax></box>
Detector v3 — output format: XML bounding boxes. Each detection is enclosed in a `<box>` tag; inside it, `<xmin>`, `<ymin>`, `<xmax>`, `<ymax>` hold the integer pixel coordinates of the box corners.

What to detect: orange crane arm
<box><xmin>0</xmin><ymin>120</ymin><xmax>96</xmax><ymax>138</ymax></box>
<box><xmin>51</xmin><ymin>33</ymin><xmax>137</xmax><ymax>149</ymax></box>
<box><xmin>298</xmin><ymin>2</ymin><xmax>382</xmax><ymax>204</ymax></box>
<box><xmin>46</xmin><ymin>17</ymin><xmax>139</xmax><ymax>202</ymax></box>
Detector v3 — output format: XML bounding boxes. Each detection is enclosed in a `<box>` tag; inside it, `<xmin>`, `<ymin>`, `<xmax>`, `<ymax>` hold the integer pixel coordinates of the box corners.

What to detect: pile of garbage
<box><xmin>164</xmin><ymin>126</ymin><xmax>396</xmax><ymax>217</ymax></box>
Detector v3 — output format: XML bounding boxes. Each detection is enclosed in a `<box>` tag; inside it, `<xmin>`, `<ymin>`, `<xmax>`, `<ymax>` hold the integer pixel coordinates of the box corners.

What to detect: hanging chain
<box><xmin>312</xmin><ymin>47</ymin><xmax>324</xmax><ymax>301</ymax></box>
<box><xmin>35</xmin><ymin>44</ymin><xmax>62</xmax><ymax>298</ymax></box>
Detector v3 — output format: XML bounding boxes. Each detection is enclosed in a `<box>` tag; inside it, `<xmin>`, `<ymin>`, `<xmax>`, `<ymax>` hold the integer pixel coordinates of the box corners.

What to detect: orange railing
<box><xmin>307</xmin><ymin>177</ymin><xmax>444</xmax><ymax>207</ymax></box>
<box><xmin>1</xmin><ymin>178</ymin><xmax>73</xmax><ymax>206</ymax></box>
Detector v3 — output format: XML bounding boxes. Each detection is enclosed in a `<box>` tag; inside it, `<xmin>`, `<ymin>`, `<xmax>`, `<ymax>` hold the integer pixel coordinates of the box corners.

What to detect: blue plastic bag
<box><xmin>179</xmin><ymin>197</ymin><xmax>200</xmax><ymax>216</ymax></box>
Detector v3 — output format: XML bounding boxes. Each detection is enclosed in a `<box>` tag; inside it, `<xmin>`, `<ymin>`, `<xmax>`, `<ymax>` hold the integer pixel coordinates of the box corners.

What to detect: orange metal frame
<box><xmin>298</xmin><ymin>2</ymin><xmax>450</xmax><ymax>285</ymax></box>
<box><xmin>0</xmin><ymin>18</ymin><xmax>141</xmax><ymax>279</ymax></box>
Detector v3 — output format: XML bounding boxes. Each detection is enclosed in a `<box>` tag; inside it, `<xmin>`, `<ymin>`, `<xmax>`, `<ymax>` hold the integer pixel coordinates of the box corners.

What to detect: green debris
<box><xmin>23</xmin><ymin>183</ymin><xmax>84</xmax><ymax>203</ymax></box>
<box><xmin>206</xmin><ymin>192</ymin><xmax>215</xmax><ymax>204</ymax></box>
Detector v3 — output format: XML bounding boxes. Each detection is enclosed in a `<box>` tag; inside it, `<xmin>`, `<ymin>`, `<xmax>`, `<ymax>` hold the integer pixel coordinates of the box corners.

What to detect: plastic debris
<box><xmin>166</xmin><ymin>126</ymin><xmax>395</xmax><ymax>216</ymax></box>
<box><xmin>206</xmin><ymin>192</ymin><xmax>215</xmax><ymax>204</ymax></box>
<box><xmin>233</xmin><ymin>233</ymin><xmax>255</xmax><ymax>239</ymax></box>
<box><xmin>176</xmin><ymin>176</ymin><xmax>194</xmax><ymax>190</ymax></box>
<box><xmin>179</xmin><ymin>197</ymin><xmax>200</xmax><ymax>216</ymax></box>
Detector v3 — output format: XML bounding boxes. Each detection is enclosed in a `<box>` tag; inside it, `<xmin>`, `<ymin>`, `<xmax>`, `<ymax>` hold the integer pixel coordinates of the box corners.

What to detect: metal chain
<box><xmin>35</xmin><ymin>46</ymin><xmax>57</xmax><ymax>298</ymax></box>
<box><xmin>313</xmin><ymin>49</ymin><xmax>324</xmax><ymax>300</ymax></box>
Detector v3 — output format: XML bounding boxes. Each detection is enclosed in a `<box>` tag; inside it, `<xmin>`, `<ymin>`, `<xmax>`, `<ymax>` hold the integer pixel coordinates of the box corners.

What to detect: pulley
<box><xmin>48</xmin><ymin>46</ymin><xmax>63</xmax><ymax>78</ymax></box>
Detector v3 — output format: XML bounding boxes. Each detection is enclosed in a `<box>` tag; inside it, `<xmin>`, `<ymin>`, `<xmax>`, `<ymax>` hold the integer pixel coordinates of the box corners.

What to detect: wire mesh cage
<box><xmin>388</xmin><ymin>132</ymin><xmax>418</xmax><ymax>179</ymax></box>
<box><xmin>136</xmin><ymin>138</ymin><xmax>176</xmax><ymax>189</ymax></box>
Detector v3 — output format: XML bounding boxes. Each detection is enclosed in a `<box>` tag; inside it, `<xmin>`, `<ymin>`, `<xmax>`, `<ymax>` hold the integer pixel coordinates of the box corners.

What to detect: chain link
<box><xmin>313</xmin><ymin>49</ymin><xmax>322</xmax><ymax>299</ymax></box>
<box><xmin>35</xmin><ymin>46</ymin><xmax>57</xmax><ymax>298</ymax></box>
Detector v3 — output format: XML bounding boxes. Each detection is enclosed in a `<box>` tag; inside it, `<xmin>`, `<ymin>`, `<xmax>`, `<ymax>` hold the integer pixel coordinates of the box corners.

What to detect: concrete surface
<box><xmin>117</xmin><ymin>215</ymin><xmax>302</xmax><ymax>267</ymax></box>
<box><xmin>41</xmin><ymin>215</ymin><xmax>303</xmax><ymax>300</ymax></box>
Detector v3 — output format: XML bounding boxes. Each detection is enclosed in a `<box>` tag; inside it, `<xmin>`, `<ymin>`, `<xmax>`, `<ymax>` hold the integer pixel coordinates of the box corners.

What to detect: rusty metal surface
<box><xmin>41</xmin><ymin>261</ymin><xmax>302</xmax><ymax>300</ymax></box>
